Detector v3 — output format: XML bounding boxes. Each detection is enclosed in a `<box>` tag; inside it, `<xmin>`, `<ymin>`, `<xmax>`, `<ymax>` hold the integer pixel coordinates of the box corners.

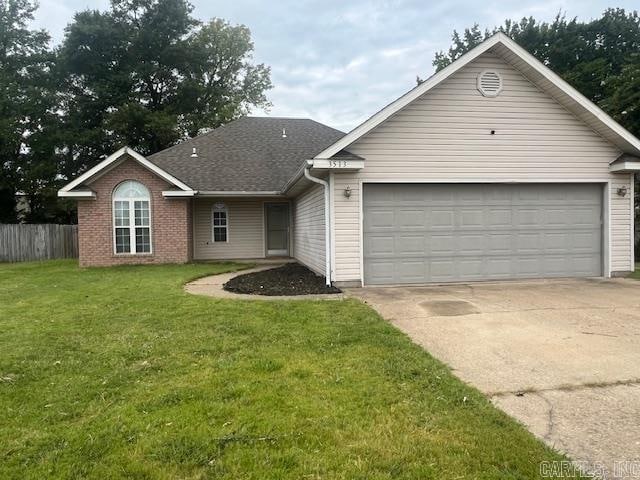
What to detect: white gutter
<box><xmin>197</xmin><ymin>190</ymin><xmax>283</xmax><ymax>197</ymax></box>
<box><xmin>162</xmin><ymin>190</ymin><xmax>198</xmax><ymax>197</ymax></box>
<box><xmin>57</xmin><ymin>190</ymin><xmax>96</xmax><ymax>198</ymax></box>
<box><xmin>303</xmin><ymin>166</ymin><xmax>332</xmax><ymax>286</ymax></box>
<box><xmin>281</xmin><ymin>161</ymin><xmax>312</xmax><ymax>194</ymax></box>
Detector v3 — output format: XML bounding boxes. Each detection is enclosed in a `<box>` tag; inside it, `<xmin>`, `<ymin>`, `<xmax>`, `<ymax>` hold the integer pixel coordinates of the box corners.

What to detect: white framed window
<box><xmin>212</xmin><ymin>203</ymin><xmax>228</xmax><ymax>242</ymax></box>
<box><xmin>113</xmin><ymin>180</ymin><xmax>151</xmax><ymax>254</ymax></box>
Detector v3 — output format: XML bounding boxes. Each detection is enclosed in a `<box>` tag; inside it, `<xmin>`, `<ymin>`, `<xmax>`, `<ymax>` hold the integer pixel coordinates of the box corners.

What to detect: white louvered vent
<box><xmin>477</xmin><ymin>70</ymin><xmax>503</xmax><ymax>97</ymax></box>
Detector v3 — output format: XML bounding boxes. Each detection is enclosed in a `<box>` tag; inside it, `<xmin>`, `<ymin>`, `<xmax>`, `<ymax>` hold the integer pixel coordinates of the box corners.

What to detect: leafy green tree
<box><xmin>179</xmin><ymin>19</ymin><xmax>272</xmax><ymax>137</ymax></box>
<box><xmin>0</xmin><ymin>0</ymin><xmax>60</xmax><ymax>222</ymax></box>
<box><xmin>604</xmin><ymin>62</ymin><xmax>640</xmax><ymax>139</ymax></box>
<box><xmin>57</xmin><ymin>0</ymin><xmax>272</xmax><ymax>171</ymax></box>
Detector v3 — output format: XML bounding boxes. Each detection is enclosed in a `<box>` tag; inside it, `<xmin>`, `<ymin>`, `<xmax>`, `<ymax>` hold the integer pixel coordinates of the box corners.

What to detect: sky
<box><xmin>32</xmin><ymin>0</ymin><xmax>638</xmax><ymax>132</ymax></box>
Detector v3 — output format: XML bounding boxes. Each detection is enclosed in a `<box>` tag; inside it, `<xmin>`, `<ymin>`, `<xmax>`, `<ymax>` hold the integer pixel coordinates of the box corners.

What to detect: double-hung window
<box><xmin>113</xmin><ymin>181</ymin><xmax>151</xmax><ymax>254</ymax></box>
<box><xmin>212</xmin><ymin>205</ymin><xmax>228</xmax><ymax>242</ymax></box>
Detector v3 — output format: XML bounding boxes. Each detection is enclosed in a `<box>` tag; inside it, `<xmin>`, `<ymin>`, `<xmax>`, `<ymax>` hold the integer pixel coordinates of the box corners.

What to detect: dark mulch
<box><xmin>223</xmin><ymin>263</ymin><xmax>342</xmax><ymax>296</ymax></box>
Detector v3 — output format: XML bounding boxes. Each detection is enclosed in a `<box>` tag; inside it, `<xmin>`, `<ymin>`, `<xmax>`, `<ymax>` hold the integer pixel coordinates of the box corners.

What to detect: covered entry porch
<box><xmin>192</xmin><ymin>197</ymin><xmax>293</xmax><ymax>261</ymax></box>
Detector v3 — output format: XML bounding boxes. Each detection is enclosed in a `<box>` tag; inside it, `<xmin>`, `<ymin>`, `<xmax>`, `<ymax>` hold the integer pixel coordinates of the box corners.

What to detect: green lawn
<box><xmin>0</xmin><ymin>260</ymin><xmax>566</xmax><ymax>479</ymax></box>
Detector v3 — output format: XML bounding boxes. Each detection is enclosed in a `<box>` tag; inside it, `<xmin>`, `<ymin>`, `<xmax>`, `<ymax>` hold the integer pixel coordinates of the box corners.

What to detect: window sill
<box><xmin>113</xmin><ymin>253</ymin><xmax>154</xmax><ymax>257</ymax></box>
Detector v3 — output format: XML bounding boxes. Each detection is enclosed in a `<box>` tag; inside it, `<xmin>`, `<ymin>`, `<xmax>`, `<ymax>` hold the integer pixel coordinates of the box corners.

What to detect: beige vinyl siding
<box><xmin>611</xmin><ymin>174</ymin><xmax>634</xmax><ymax>272</ymax></box>
<box><xmin>333</xmin><ymin>174</ymin><xmax>361</xmax><ymax>282</ymax></box>
<box><xmin>292</xmin><ymin>184</ymin><xmax>325</xmax><ymax>275</ymax></box>
<box><xmin>332</xmin><ymin>50</ymin><xmax>632</xmax><ymax>282</ymax></box>
<box><xmin>193</xmin><ymin>197</ymin><xmax>266</xmax><ymax>260</ymax></box>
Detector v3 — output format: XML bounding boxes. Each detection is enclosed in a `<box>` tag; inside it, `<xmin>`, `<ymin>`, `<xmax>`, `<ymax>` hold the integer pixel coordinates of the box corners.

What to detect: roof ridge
<box><xmin>148</xmin><ymin>116</ymin><xmax>345</xmax><ymax>162</ymax></box>
<box><xmin>302</xmin><ymin>118</ymin><xmax>345</xmax><ymax>136</ymax></box>
<box><xmin>245</xmin><ymin>115</ymin><xmax>314</xmax><ymax>120</ymax></box>
<box><xmin>148</xmin><ymin>121</ymin><xmax>232</xmax><ymax>161</ymax></box>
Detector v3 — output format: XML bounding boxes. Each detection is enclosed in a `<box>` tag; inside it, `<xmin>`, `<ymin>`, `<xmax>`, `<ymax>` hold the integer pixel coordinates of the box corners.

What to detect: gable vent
<box><xmin>477</xmin><ymin>70</ymin><xmax>503</xmax><ymax>97</ymax></box>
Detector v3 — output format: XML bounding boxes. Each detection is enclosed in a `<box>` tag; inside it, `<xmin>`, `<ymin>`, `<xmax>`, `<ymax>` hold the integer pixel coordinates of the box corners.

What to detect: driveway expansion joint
<box><xmin>488</xmin><ymin>378</ymin><xmax>640</xmax><ymax>398</ymax></box>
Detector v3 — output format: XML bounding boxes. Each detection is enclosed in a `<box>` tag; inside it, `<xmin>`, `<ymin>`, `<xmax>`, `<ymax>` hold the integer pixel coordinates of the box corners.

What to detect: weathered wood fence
<box><xmin>0</xmin><ymin>224</ymin><xmax>78</xmax><ymax>262</ymax></box>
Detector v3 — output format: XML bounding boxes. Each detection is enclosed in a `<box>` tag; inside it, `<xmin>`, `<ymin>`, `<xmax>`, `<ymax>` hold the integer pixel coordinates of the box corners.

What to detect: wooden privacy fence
<box><xmin>0</xmin><ymin>224</ymin><xmax>78</xmax><ymax>262</ymax></box>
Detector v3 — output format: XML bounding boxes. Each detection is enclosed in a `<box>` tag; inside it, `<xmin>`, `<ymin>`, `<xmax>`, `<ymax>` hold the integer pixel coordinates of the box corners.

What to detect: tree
<box><xmin>57</xmin><ymin>0</ymin><xmax>272</xmax><ymax>169</ymax></box>
<box><xmin>0</xmin><ymin>0</ymin><xmax>57</xmax><ymax>222</ymax></box>
<box><xmin>179</xmin><ymin>19</ymin><xmax>272</xmax><ymax>138</ymax></box>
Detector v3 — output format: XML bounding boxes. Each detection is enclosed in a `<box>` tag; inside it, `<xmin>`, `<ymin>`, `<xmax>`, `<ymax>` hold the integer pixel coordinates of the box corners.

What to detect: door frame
<box><xmin>358</xmin><ymin>179</ymin><xmax>611</xmax><ymax>286</ymax></box>
<box><xmin>263</xmin><ymin>201</ymin><xmax>291</xmax><ymax>257</ymax></box>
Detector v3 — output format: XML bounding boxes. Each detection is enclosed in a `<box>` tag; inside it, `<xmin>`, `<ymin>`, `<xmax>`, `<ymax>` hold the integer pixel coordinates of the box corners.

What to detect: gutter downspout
<box><xmin>304</xmin><ymin>166</ymin><xmax>332</xmax><ymax>286</ymax></box>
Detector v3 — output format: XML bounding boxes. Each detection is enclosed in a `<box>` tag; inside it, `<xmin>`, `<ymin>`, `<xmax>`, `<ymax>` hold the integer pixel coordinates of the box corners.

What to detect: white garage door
<box><xmin>363</xmin><ymin>183</ymin><xmax>603</xmax><ymax>285</ymax></box>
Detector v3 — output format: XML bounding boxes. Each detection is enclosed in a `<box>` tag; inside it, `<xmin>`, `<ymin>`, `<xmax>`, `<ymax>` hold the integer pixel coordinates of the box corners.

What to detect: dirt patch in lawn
<box><xmin>223</xmin><ymin>263</ymin><xmax>341</xmax><ymax>296</ymax></box>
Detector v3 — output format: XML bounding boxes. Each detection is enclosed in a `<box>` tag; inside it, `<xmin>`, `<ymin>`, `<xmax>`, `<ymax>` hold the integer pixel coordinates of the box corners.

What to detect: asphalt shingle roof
<box><xmin>148</xmin><ymin>117</ymin><xmax>348</xmax><ymax>192</ymax></box>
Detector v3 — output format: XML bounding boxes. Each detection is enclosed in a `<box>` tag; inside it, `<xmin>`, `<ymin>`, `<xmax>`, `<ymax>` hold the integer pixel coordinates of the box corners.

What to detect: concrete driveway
<box><xmin>346</xmin><ymin>278</ymin><xmax>640</xmax><ymax>479</ymax></box>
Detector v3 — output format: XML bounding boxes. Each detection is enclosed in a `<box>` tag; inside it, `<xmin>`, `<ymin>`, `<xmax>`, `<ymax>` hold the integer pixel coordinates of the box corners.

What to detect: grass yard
<box><xmin>0</xmin><ymin>260</ymin><xmax>566</xmax><ymax>479</ymax></box>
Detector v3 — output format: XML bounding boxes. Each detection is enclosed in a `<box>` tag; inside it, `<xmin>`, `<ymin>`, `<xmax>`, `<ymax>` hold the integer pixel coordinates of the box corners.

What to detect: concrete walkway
<box><xmin>185</xmin><ymin>265</ymin><xmax>344</xmax><ymax>301</ymax></box>
<box><xmin>345</xmin><ymin>278</ymin><xmax>640</xmax><ymax>479</ymax></box>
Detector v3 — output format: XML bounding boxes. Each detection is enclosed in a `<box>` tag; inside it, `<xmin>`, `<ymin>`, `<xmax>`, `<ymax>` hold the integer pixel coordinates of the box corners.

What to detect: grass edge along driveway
<box><xmin>0</xmin><ymin>260</ymin><xmax>573</xmax><ymax>479</ymax></box>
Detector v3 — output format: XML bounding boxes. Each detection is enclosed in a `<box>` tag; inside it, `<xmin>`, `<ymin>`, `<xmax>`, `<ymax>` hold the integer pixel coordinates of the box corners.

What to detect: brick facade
<box><xmin>77</xmin><ymin>156</ymin><xmax>192</xmax><ymax>267</ymax></box>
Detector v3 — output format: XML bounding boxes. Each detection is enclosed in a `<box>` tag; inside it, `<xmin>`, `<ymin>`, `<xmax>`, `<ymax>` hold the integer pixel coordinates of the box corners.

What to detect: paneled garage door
<box><xmin>363</xmin><ymin>183</ymin><xmax>603</xmax><ymax>285</ymax></box>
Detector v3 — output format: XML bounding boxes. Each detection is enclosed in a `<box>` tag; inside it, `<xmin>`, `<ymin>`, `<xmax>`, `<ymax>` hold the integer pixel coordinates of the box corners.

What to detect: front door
<box><xmin>265</xmin><ymin>203</ymin><xmax>289</xmax><ymax>256</ymax></box>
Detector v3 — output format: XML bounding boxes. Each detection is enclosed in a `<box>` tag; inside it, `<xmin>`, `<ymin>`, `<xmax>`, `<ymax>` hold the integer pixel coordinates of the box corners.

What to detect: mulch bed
<box><xmin>223</xmin><ymin>263</ymin><xmax>341</xmax><ymax>296</ymax></box>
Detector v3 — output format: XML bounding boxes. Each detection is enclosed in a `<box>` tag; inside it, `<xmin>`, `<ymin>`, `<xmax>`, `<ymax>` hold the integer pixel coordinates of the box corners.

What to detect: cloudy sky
<box><xmin>33</xmin><ymin>0</ymin><xmax>637</xmax><ymax>132</ymax></box>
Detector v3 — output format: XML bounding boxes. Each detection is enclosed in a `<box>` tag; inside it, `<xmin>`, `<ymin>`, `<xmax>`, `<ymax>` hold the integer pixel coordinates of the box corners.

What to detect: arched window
<box><xmin>113</xmin><ymin>181</ymin><xmax>151</xmax><ymax>254</ymax></box>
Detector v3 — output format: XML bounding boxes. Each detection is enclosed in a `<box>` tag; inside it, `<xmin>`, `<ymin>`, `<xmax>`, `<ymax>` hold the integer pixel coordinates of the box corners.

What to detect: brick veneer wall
<box><xmin>77</xmin><ymin>156</ymin><xmax>191</xmax><ymax>267</ymax></box>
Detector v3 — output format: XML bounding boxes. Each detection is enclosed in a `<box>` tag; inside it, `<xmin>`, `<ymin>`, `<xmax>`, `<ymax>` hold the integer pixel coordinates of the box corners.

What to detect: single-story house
<box><xmin>59</xmin><ymin>33</ymin><xmax>640</xmax><ymax>286</ymax></box>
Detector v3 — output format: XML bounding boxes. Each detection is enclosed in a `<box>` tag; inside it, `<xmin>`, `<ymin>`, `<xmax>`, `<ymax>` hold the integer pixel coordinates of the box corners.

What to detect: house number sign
<box><xmin>329</xmin><ymin>160</ymin><xmax>348</xmax><ymax>168</ymax></box>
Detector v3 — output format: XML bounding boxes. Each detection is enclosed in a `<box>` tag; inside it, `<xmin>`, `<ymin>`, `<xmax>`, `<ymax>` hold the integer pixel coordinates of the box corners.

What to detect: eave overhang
<box><xmin>306</xmin><ymin>158</ymin><xmax>365</xmax><ymax>171</ymax></box>
<box><xmin>57</xmin><ymin>190</ymin><xmax>96</xmax><ymax>199</ymax></box>
<box><xmin>162</xmin><ymin>190</ymin><xmax>198</xmax><ymax>198</ymax></box>
<box><xmin>609</xmin><ymin>154</ymin><xmax>640</xmax><ymax>173</ymax></box>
